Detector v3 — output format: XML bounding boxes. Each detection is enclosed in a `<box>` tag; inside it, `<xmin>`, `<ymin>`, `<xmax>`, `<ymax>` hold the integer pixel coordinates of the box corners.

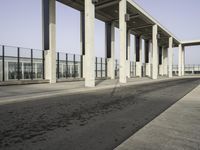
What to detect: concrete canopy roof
<box><xmin>57</xmin><ymin>0</ymin><xmax>180</xmax><ymax>47</ymax></box>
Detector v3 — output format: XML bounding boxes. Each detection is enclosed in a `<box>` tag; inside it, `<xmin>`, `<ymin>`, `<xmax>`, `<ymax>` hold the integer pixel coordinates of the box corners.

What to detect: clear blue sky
<box><xmin>0</xmin><ymin>0</ymin><xmax>200</xmax><ymax>64</ymax></box>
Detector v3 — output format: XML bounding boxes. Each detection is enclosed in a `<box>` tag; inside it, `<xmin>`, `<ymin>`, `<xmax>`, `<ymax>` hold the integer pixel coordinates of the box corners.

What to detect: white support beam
<box><xmin>107</xmin><ymin>22</ymin><xmax>115</xmax><ymax>79</ymax></box>
<box><xmin>168</xmin><ymin>37</ymin><xmax>173</xmax><ymax>78</ymax></box>
<box><xmin>163</xmin><ymin>47</ymin><xmax>168</xmax><ymax>76</ymax></box>
<box><xmin>160</xmin><ymin>46</ymin><xmax>165</xmax><ymax>76</ymax></box>
<box><xmin>152</xmin><ymin>24</ymin><xmax>158</xmax><ymax>79</ymax></box>
<box><xmin>42</xmin><ymin>0</ymin><xmax>56</xmax><ymax>84</ymax></box>
<box><xmin>119</xmin><ymin>0</ymin><xmax>127</xmax><ymax>83</ymax></box>
<box><xmin>84</xmin><ymin>0</ymin><xmax>95</xmax><ymax>87</ymax></box>
<box><xmin>147</xmin><ymin>41</ymin><xmax>152</xmax><ymax>77</ymax></box>
<box><xmin>178</xmin><ymin>44</ymin><xmax>182</xmax><ymax>76</ymax></box>
<box><xmin>136</xmin><ymin>36</ymin><xmax>142</xmax><ymax>77</ymax></box>
<box><xmin>127</xmin><ymin>30</ymin><xmax>131</xmax><ymax>78</ymax></box>
<box><xmin>80</xmin><ymin>11</ymin><xmax>85</xmax><ymax>78</ymax></box>
<box><xmin>182</xmin><ymin>46</ymin><xmax>185</xmax><ymax>76</ymax></box>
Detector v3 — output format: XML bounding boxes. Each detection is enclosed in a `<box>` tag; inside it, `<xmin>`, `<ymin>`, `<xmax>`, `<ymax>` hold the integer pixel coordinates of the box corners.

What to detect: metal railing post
<box><xmin>96</xmin><ymin>57</ymin><xmax>98</xmax><ymax>78</ymax></box>
<box><xmin>73</xmin><ymin>54</ymin><xmax>76</xmax><ymax>78</ymax></box>
<box><xmin>66</xmin><ymin>53</ymin><xmax>68</xmax><ymax>78</ymax></box>
<box><xmin>81</xmin><ymin>55</ymin><xmax>83</xmax><ymax>78</ymax></box>
<box><xmin>31</xmin><ymin>49</ymin><xmax>33</xmax><ymax>80</ymax></box>
<box><xmin>42</xmin><ymin>50</ymin><xmax>45</xmax><ymax>79</ymax></box>
<box><xmin>17</xmin><ymin>47</ymin><xmax>20</xmax><ymax>80</ymax></box>
<box><xmin>57</xmin><ymin>52</ymin><xmax>60</xmax><ymax>79</ymax></box>
<box><xmin>2</xmin><ymin>46</ymin><xmax>5</xmax><ymax>81</ymax></box>
<box><xmin>101</xmin><ymin>58</ymin><xmax>103</xmax><ymax>78</ymax></box>
<box><xmin>105</xmin><ymin>58</ymin><xmax>107</xmax><ymax>78</ymax></box>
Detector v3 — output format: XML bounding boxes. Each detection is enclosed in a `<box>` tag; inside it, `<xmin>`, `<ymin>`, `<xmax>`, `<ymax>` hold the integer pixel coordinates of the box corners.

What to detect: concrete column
<box><xmin>168</xmin><ymin>37</ymin><xmax>173</xmax><ymax>78</ymax></box>
<box><xmin>145</xmin><ymin>40</ymin><xmax>150</xmax><ymax>77</ymax></box>
<box><xmin>119</xmin><ymin>0</ymin><xmax>127</xmax><ymax>83</ymax></box>
<box><xmin>160</xmin><ymin>46</ymin><xmax>164</xmax><ymax>76</ymax></box>
<box><xmin>80</xmin><ymin>11</ymin><xmax>85</xmax><ymax>78</ymax></box>
<box><xmin>126</xmin><ymin>30</ymin><xmax>131</xmax><ymax>78</ymax></box>
<box><xmin>135</xmin><ymin>36</ymin><xmax>142</xmax><ymax>77</ymax></box>
<box><xmin>148</xmin><ymin>41</ymin><xmax>153</xmax><ymax>77</ymax></box>
<box><xmin>42</xmin><ymin>0</ymin><xmax>56</xmax><ymax>84</ymax></box>
<box><xmin>182</xmin><ymin>46</ymin><xmax>185</xmax><ymax>76</ymax></box>
<box><xmin>107</xmin><ymin>22</ymin><xmax>115</xmax><ymax>79</ymax></box>
<box><xmin>152</xmin><ymin>25</ymin><xmax>158</xmax><ymax>79</ymax></box>
<box><xmin>133</xmin><ymin>36</ymin><xmax>136</xmax><ymax>77</ymax></box>
<box><xmin>178</xmin><ymin>44</ymin><xmax>182</xmax><ymax>76</ymax></box>
<box><xmin>163</xmin><ymin>47</ymin><xmax>168</xmax><ymax>76</ymax></box>
<box><xmin>84</xmin><ymin>0</ymin><xmax>95</xmax><ymax>87</ymax></box>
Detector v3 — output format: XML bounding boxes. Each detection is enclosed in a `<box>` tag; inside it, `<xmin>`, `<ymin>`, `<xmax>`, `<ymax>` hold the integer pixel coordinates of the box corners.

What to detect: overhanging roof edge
<box><xmin>127</xmin><ymin>0</ymin><xmax>180</xmax><ymax>44</ymax></box>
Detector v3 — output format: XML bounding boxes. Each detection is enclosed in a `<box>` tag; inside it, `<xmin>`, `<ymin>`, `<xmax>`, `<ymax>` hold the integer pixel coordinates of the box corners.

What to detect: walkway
<box><xmin>115</xmin><ymin>84</ymin><xmax>200</xmax><ymax>150</ymax></box>
<box><xmin>0</xmin><ymin>76</ymin><xmax>183</xmax><ymax>105</ymax></box>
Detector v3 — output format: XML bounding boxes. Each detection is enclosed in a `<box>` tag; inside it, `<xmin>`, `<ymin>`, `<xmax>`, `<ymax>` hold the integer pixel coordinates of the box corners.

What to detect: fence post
<box><xmin>73</xmin><ymin>54</ymin><xmax>76</xmax><ymax>78</ymax></box>
<box><xmin>57</xmin><ymin>52</ymin><xmax>60</xmax><ymax>79</ymax></box>
<box><xmin>31</xmin><ymin>49</ymin><xmax>33</xmax><ymax>80</ymax></box>
<box><xmin>96</xmin><ymin>57</ymin><xmax>98</xmax><ymax>78</ymax></box>
<box><xmin>17</xmin><ymin>47</ymin><xmax>20</xmax><ymax>80</ymax></box>
<box><xmin>42</xmin><ymin>50</ymin><xmax>45</xmax><ymax>80</ymax></box>
<box><xmin>2</xmin><ymin>46</ymin><xmax>5</xmax><ymax>81</ymax></box>
<box><xmin>101</xmin><ymin>58</ymin><xmax>103</xmax><ymax>78</ymax></box>
<box><xmin>66</xmin><ymin>53</ymin><xmax>68</xmax><ymax>78</ymax></box>
<box><xmin>81</xmin><ymin>55</ymin><xmax>83</xmax><ymax>78</ymax></box>
<box><xmin>105</xmin><ymin>58</ymin><xmax>107</xmax><ymax>78</ymax></box>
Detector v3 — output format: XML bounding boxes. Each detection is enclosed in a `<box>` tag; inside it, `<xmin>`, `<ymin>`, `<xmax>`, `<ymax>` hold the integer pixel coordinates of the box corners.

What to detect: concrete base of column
<box><xmin>146</xmin><ymin>63</ymin><xmax>151</xmax><ymax>77</ymax></box>
<box><xmin>136</xmin><ymin>62</ymin><xmax>142</xmax><ymax>77</ymax></box>
<box><xmin>82</xmin><ymin>55</ymin><xmax>86</xmax><ymax>78</ymax></box>
<box><xmin>159</xmin><ymin>65</ymin><xmax>164</xmax><ymax>76</ymax></box>
<box><xmin>126</xmin><ymin>60</ymin><xmax>130</xmax><ymax>78</ymax></box>
<box><xmin>107</xmin><ymin>58</ymin><xmax>115</xmax><ymax>79</ymax></box>
<box><xmin>45</xmin><ymin>50</ymin><xmax>56</xmax><ymax>84</ymax></box>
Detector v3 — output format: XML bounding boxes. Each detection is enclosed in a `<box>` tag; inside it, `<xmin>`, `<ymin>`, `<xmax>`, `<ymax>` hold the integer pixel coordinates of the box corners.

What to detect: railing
<box><xmin>95</xmin><ymin>57</ymin><xmax>107</xmax><ymax>78</ymax></box>
<box><xmin>172</xmin><ymin>65</ymin><xmax>200</xmax><ymax>76</ymax></box>
<box><xmin>0</xmin><ymin>45</ymin><xmax>44</xmax><ymax>81</ymax></box>
<box><xmin>56</xmin><ymin>52</ymin><xmax>82</xmax><ymax>79</ymax></box>
<box><xmin>115</xmin><ymin>59</ymin><xmax>119</xmax><ymax>77</ymax></box>
<box><xmin>130</xmin><ymin>61</ymin><xmax>136</xmax><ymax>77</ymax></box>
<box><xmin>142</xmin><ymin>63</ymin><xmax>146</xmax><ymax>77</ymax></box>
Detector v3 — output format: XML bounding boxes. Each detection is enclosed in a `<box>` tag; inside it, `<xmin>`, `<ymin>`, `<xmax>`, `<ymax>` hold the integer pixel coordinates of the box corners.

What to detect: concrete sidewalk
<box><xmin>0</xmin><ymin>77</ymin><xmax>174</xmax><ymax>104</ymax></box>
<box><xmin>115</xmin><ymin>84</ymin><xmax>200</xmax><ymax>150</ymax></box>
<box><xmin>0</xmin><ymin>76</ymin><xmax>198</xmax><ymax>105</ymax></box>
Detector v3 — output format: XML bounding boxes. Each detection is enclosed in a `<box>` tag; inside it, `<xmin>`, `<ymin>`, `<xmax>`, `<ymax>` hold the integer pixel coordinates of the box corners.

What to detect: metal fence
<box><xmin>56</xmin><ymin>52</ymin><xmax>82</xmax><ymax>79</ymax></box>
<box><xmin>95</xmin><ymin>57</ymin><xmax>107</xmax><ymax>78</ymax></box>
<box><xmin>0</xmin><ymin>45</ymin><xmax>44</xmax><ymax>81</ymax></box>
<box><xmin>115</xmin><ymin>59</ymin><xmax>119</xmax><ymax>78</ymax></box>
<box><xmin>130</xmin><ymin>61</ymin><xmax>136</xmax><ymax>77</ymax></box>
<box><xmin>172</xmin><ymin>65</ymin><xmax>200</xmax><ymax>76</ymax></box>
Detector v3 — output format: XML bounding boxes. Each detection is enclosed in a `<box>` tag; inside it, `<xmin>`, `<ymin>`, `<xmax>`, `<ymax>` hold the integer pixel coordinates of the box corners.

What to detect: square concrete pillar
<box><xmin>84</xmin><ymin>0</ymin><xmax>95</xmax><ymax>87</ymax></box>
<box><xmin>126</xmin><ymin>30</ymin><xmax>131</xmax><ymax>78</ymax></box>
<box><xmin>80</xmin><ymin>11</ymin><xmax>85</xmax><ymax>78</ymax></box>
<box><xmin>133</xmin><ymin>36</ymin><xmax>136</xmax><ymax>77</ymax></box>
<box><xmin>178</xmin><ymin>44</ymin><xmax>182</xmax><ymax>76</ymax></box>
<box><xmin>135</xmin><ymin>36</ymin><xmax>142</xmax><ymax>77</ymax></box>
<box><xmin>144</xmin><ymin>40</ymin><xmax>151</xmax><ymax>77</ymax></box>
<box><xmin>119</xmin><ymin>0</ymin><xmax>127</xmax><ymax>83</ymax></box>
<box><xmin>163</xmin><ymin>47</ymin><xmax>168</xmax><ymax>76</ymax></box>
<box><xmin>148</xmin><ymin>41</ymin><xmax>153</xmax><ymax>77</ymax></box>
<box><xmin>107</xmin><ymin>22</ymin><xmax>115</xmax><ymax>79</ymax></box>
<box><xmin>159</xmin><ymin>46</ymin><xmax>165</xmax><ymax>76</ymax></box>
<box><xmin>168</xmin><ymin>37</ymin><xmax>173</xmax><ymax>78</ymax></box>
<box><xmin>42</xmin><ymin>0</ymin><xmax>56</xmax><ymax>84</ymax></box>
<box><xmin>182</xmin><ymin>46</ymin><xmax>185</xmax><ymax>76</ymax></box>
<box><xmin>152</xmin><ymin>25</ymin><xmax>158</xmax><ymax>79</ymax></box>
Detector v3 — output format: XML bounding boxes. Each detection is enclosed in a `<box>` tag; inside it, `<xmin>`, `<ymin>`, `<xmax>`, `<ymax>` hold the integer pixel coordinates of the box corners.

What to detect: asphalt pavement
<box><xmin>0</xmin><ymin>78</ymin><xmax>199</xmax><ymax>150</ymax></box>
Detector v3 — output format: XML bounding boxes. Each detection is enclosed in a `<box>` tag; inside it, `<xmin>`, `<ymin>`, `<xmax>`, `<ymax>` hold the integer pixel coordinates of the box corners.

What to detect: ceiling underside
<box><xmin>57</xmin><ymin>0</ymin><xmax>179</xmax><ymax>47</ymax></box>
